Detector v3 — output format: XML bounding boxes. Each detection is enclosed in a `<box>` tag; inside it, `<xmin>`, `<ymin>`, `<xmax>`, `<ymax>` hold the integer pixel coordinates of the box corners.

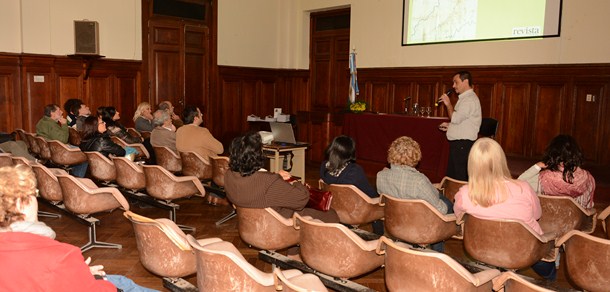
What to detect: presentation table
<box><xmin>343</xmin><ymin>113</ymin><xmax>450</xmax><ymax>183</ymax></box>
<box><xmin>263</xmin><ymin>143</ymin><xmax>309</xmax><ymax>181</ymax></box>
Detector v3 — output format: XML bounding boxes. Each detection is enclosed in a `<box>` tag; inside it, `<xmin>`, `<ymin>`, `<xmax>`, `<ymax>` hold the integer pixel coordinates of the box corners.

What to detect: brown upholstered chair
<box><xmin>11</xmin><ymin>156</ymin><xmax>31</xmax><ymax>166</ymax></box>
<box><xmin>57</xmin><ymin>174</ymin><xmax>130</xmax><ymax>251</ymax></box>
<box><xmin>186</xmin><ymin>236</ymin><xmax>318</xmax><ymax>292</ymax></box>
<box><xmin>127</xmin><ymin>127</ymin><xmax>143</xmax><ymax>139</ymax></box>
<box><xmin>556</xmin><ymin>230</ymin><xmax>610</xmax><ymax>292</ymax></box>
<box><xmin>294</xmin><ymin>213</ymin><xmax>384</xmax><ymax>279</ymax></box>
<box><xmin>433</xmin><ymin>176</ymin><xmax>467</xmax><ymax>203</ymax></box>
<box><xmin>31</xmin><ymin>164</ymin><xmax>68</xmax><ymax>204</ymax></box>
<box><xmin>111</xmin><ymin>136</ymin><xmax>150</xmax><ymax>160</ymax></box>
<box><xmin>320</xmin><ymin>181</ymin><xmax>384</xmax><ymax>225</ymax></box>
<box><xmin>492</xmin><ymin>271</ymin><xmax>555</xmax><ymax>292</ymax></box>
<box><xmin>0</xmin><ymin>153</ymin><xmax>13</xmax><ymax>167</ymax></box>
<box><xmin>461</xmin><ymin>214</ymin><xmax>556</xmax><ymax>270</ymax></box>
<box><xmin>124</xmin><ymin>211</ymin><xmax>197</xmax><ymax>288</ymax></box>
<box><xmin>154</xmin><ymin>146</ymin><xmax>182</xmax><ymax>173</ymax></box>
<box><xmin>273</xmin><ymin>266</ymin><xmax>328</xmax><ymax>292</ymax></box>
<box><xmin>112</xmin><ymin>157</ymin><xmax>146</xmax><ymax>192</ymax></box>
<box><xmin>142</xmin><ymin>165</ymin><xmax>205</xmax><ymax>230</ymax></box>
<box><xmin>235</xmin><ymin>207</ymin><xmax>299</xmax><ymax>251</ymax></box>
<box><xmin>48</xmin><ymin>140</ymin><xmax>87</xmax><ymax>168</ymax></box>
<box><xmin>15</xmin><ymin>129</ymin><xmax>30</xmax><ymax>150</ymax></box>
<box><xmin>381</xmin><ymin>194</ymin><xmax>460</xmax><ymax>246</ymax></box>
<box><xmin>34</xmin><ymin>136</ymin><xmax>52</xmax><ymax>161</ymax></box>
<box><xmin>211</xmin><ymin>156</ymin><xmax>230</xmax><ymax>187</ymax></box>
<box><xmin>538</xmin><ymin>194</ymin><xmax>597</xmax><ymax>238</ymax></box>
<box><xmin>24</xmin><ymin>132</ymin><xmax>39</xmax><ymax>155</ymax></box>
<box><xmin>68</xmin><ymin>127</ymin><xmax>81</xmax><ymax>146</ymax></box>
<box><xmin>140</xmin><ymin>131</ymin><xmax>151</xmax><ymax>140</ymax></box>
<box><xmin>377</xmin><ymin>236</ymin><xmax>500</xmax><ymax>291</ymax></box>
<box><xmin>85</xmin><ymin>152</ymin><xmax>117</xmax><ymax>184</ymax></box>
<box><xmin>180</xmin><ymin>151</ymin><xmax>212</xmax><ymax>180</ymax></box>
<box><xmin>599</xmin><ymin>205</ymin><xmax>610</xmax><ymax>239</ymax></box>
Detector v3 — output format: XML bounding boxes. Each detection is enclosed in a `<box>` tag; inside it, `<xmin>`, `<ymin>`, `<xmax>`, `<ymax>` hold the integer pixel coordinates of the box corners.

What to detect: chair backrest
<box><xmin>34</xmin><ymin>136</ymin><xmax>52</xmax><ymax>160</ymax></box>
<box><xmin>186</xmin><ymin>236</ymin><xmax>277</xmax><ymax>292</ymax></box>
<box><xmin>437</xmin><ymin>176</ymin><xmax>467</xmax><ymax>203</ymax></box>
<box><xmin>0</xmin><ymin>153</ymin><xmax>13</xmax><ymax>167</ymax></box>
<box><xmin>85</xmin><ymin>151</ymin><xmax>117</xmax><ymax>183</ymax></box>
<box><xmin>124</xmin><ymin>211</ymin><xmax>196</xmax><ymax>278</ymax></box>
<box><xmin>378</xmin><ymin>236</ymin><xmax>500</xmax><ymax>291</ymax></box>
<box><xmin>294</xmin><ymin>213</ymin><xmax>384</xmax><ymax>279</ymax></box>
<box><xmin>599</xmin><ymin>205</ymin><xmax>610</xmax><ymax>239</ymax></box>
<box><xmin>322</xmin><ymin>183</ymin><xmax>384</xmax><ymax>225</ymax></box>
<box><xmin>180</xmin><ymin>151</ymin><xmax>212</xmax><ymax>180</ymax></box>
<box><xmin>479</xmin><ymin>117</ymin><xmax>498</xmax><ymax>139</ymax></box>
<box><xmin>272</xmin><ymin>267</ymin><xmax>328</xmax><ymax>292</ymax></box>
<box><xmin>57</xmin><ymin>174</ymin><xmax>129</xmax><ymax>214</ymax></box>
<box><xmin>154</xmin><ymin>146</ymin><xmax>182</xmax><ymax>173</ymax></box>
<box><xmin>31</xmin><ymin>164</ymin><xmax>67</xmax><ymax>202</ymax></box>
<box><xmin>112</xmin><ymin>157</ymin><xmax>146</xmax><ymax>191</ymax></box>
<box><xmin>25</xmin><ymin>133</ymin><xmax>40</xmax><ymax>154</ymax></box>
<box><xmin>463</xmin><ymin>214</ymin><xmax>555</xmax><ymax>270</ymax></box>
<box><xmin>381</xmin><ymin>195</ymin><xmax>459</xmax><ymax>245</ymax></box>
<box><xmin>235</xmin><ymin>207</ymin><xmax>299</xmax><ymax>251</ymax></box>
<box><xmin>112</xmin><ymin>136</ymin><xmax>150</xmax><ymax>159</ymax></box>
<box><xmin>211</xmin><ymin>156</ymin><xmax>230</xmax><ymax>187</ymax></box>
<box><xmin>127</xmin><ymin>128</ymin><xmax>142</xmax><ymax>139</ymax></box>
<box><xmin>68</xmin><ymin>127</ymin><xmax>81</xmax><ymax>146</ymax></box>
<box><xmin>492</xmin><ymin>271</ymin><xmax>555</xmax><ymax>292</ymax></box>
<box><xmin>48</xmin><ymin>140</ymin><xmax>87</xmax><ymax>166</ymax></box>
<box><xmin>556</xmin><ymin>230</ymin><xmax>610</xmax><ymax>292</ymax></box>
<box><xmin>142</xmin><ymin>165</ymin><xmax>205</xmax><ymax>200</ymax></box>
<box><xmin>538</xmin><ymin>194</ymin><xmax>597</xmax><ymax>237</ymax></box>
<box><xmin>15</xmin><ymin>129</ymin><xmax>29</xmax><ymax>150</ymax></box>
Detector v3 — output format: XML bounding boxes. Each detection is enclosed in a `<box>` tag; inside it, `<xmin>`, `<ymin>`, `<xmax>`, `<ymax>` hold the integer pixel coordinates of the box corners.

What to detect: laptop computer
<box><xmin>269</xmin><ymin>122</ymin><xmax>304</xmax><ymax>145</ymax></box>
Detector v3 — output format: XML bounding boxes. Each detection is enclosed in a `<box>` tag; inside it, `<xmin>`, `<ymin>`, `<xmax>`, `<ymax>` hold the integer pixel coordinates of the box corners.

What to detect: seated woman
<box><xmin>454</xmin><ymin>138</ymin><xmax>555</xmax><ymax>280</ymax></box>
<box><xmin>320</xmin><ymin>135</ymin><xmax>377</xmax><ymax>198</ymax></box>
<box><xmin>0</xmin><ymin>164</ymin><xmax>156</xmax><ymax>291</ymax></box>
<box><xmin>518</xmin><ymin>134</ymin><xmax>595</xmax><ymax>209</ymax></box>
<box><xmin>133</xmin><ymin>102</ymin><xmax>154</xmax><ymax>133</ymax></box>
<box><xmin>377</xmin><ymin>136</ymin><xmax>453</xmax><ymax>214</ymax></box>
<box><xmin>224</xmin><ymin>132</ymin><xmax>339</xmax><ymax>223</ymax></box>
<box><xmin>100</xmin><ymin>106</ymin><xmax>142</xmax><ymax>144</ymax></box>
<box><xmin>79</xmin><ymin>116</ymin><xmax>126</xmax><ymax>158</ymax></box>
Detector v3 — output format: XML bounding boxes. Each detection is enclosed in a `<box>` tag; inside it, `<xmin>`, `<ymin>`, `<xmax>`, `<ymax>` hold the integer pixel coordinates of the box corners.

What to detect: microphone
<box><xmin>435</xmin><ymin>89</ymin><xmax>453</xmax><ymax>106</ymax></box>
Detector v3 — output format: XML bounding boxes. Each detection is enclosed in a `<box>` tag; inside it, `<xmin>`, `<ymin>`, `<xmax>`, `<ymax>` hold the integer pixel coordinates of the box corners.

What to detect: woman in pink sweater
<box><xmin>454</xmin><ymin>138</ymin><xmax>556</xmax><ymax>281</ymax></box>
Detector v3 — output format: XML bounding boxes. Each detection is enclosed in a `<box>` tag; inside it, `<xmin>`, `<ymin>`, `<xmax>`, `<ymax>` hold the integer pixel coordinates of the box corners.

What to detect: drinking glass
<box><xmin>426</xmin><ymin>106</ymin><xmax>432</xmax><ymax>117</ymax></box>
<box><xmin>419</xmin><ymin>107</ymin><xmax>425</xmax><ymax>117</ymax></box>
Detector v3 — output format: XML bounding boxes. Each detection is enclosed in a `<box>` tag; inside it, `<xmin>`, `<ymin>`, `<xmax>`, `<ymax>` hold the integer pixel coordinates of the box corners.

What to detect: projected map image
<box><xmin>404</xmin><ymin>0</ymin><xmax>554</xmax><ymax>45</ymax></box>
<box><xmin>407</xmin><ymin>0</ymin><xmax>477</xmax><ymax>44</ymax></box>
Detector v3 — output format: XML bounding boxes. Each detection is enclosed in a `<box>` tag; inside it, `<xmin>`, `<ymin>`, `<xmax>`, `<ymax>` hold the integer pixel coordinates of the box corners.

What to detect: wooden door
<box><xmin>148</xmin><ymin>21</ymin><xmax>209</xmax><ymax>115</ymax></box>
<box><xmin>310</xmin><ymin>9</ymin><xmax>350</xmax><ymax>112</ymax></box>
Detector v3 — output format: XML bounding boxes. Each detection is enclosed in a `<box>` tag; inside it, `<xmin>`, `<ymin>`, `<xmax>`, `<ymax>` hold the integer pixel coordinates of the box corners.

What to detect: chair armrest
<box><xmin>174</xmin><ymin>175</ymin><xmax>206</xmax><ymax>196</ymax></box>
<box><xmin>471</xmin><ymin>269</ymin><xmax>501</xmax><ymax>286</ymax></box>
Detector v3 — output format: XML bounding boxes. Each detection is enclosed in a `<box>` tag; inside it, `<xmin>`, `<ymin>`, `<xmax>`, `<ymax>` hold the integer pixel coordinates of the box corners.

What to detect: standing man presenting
<box><xmin>438</xmin><ymin>71</ymin><xmax>481</xmax><ymax>181</ymax></box>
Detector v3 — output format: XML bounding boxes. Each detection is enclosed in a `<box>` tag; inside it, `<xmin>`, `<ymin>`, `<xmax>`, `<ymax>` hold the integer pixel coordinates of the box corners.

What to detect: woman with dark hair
<box><xmin>224</xmin><ymin>132</ymin><xmax>339</xmax><ymax>223</ymax></box>
<box><xmin>320</xmin><ymin>135</ymin><xmax>377</xmax><ymax>198</ymax></box>
<box><xmin>519</xmin><ymin>134</ymin><xmax>595</xmax><ymax>209</ymax></box>
<box><xmin>100</xmin><ymin>106</ymin><xmax>142</xmax><ymax>144</ymax></box>
<box><xmin>79</xmin><ymin>116</ymin><xmax>126</xmax><ymax>157</ymax></box>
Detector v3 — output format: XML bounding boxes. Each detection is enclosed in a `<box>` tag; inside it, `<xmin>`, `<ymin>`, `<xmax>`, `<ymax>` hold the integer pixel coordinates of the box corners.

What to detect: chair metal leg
<box><xmin>80</xmin><ymin>218</ymin><xmax>122</xmax><ymax>252</ymax></box>
<box><xmin>215</xmin><ymin>209</ymin><xmax>236</xmax><ymax>226</ymax></box>
<box><xmin>168</xmin><ymin>206</ymin><xmax>196</xmax><ymax>233</ymax></box>
<box><xmin>37</xmin><ymin>210</ymin><xmax>61</xmax><ymax>218</ymax></box>
<box><xmin>162</xmin><ymin>277</ymin><xmax>198</xmax><ymax>292</ymax></box>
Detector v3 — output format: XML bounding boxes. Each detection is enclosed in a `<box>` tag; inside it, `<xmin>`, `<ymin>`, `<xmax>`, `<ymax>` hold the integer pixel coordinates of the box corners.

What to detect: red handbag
<box><xmin>306</xmin><ymin>187</ymin><xmax>333</xmax><ymax>211</ymax></box>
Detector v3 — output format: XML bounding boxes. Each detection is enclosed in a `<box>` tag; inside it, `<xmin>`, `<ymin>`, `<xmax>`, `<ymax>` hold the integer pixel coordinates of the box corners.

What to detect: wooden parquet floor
<box><xmin>38</xmin><ymin>163</ymin><xmax>606</xmax><ymax>291</ymax></box>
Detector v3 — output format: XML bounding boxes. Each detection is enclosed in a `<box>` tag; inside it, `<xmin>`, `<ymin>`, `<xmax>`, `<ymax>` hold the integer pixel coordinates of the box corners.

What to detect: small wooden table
<box><xmin>263</xmin><ymin>143</ymin><xmax>309</xmax><ymax>181</ymax></box>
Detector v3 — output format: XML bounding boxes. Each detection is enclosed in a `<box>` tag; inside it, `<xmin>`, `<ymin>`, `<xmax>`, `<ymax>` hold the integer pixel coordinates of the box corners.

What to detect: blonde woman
<box><xmin>132</xmin><ymin>102</ymin><xmax>154</xmax><ymax>132</ymax></box>
<box><xmin>453</xmin><ymin>138</ymin><xmax>556</xmax><ymax>280</ymax></box>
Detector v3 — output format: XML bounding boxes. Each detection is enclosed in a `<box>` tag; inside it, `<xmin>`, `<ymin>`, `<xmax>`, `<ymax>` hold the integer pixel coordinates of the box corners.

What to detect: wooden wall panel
<box><xmin>531</xmin><ymin>84</ymin><xmax>566</xmax><ymax>156</ymax></box>
<box><xmin>572</xmin><ymin>83</ymin><xmax>605</xmax><ymax>162</ymax></box>
<box><xmin>0</xmin><ymin>56</ymin><xmax>20</xmax><ymax>131</ymax></box>
<box><xmin>498</xmin><ymin>83</ymin><xmax>531</xmax><ymax>156</ymax></box>
<box><xmin>369</xmin><ymin>82</ymin><xmax>390</xmax><ymax>113</ymax></box>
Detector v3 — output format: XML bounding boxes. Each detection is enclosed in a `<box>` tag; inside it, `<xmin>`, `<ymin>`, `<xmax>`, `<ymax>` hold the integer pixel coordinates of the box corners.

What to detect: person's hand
<box><xmin>438</xmin><ymin>122</ymin><xmax>449</xmax><ymax>132</ymax></box>
<box><xmin>85</xmin><ymin>257</ymin><xmax>106</xmax><ymax>277</ymax></box>
<box><xmin>439</xmin><ymin>94</ymin><xmax>451</xmax><ymax>107</ymax></box>
<box><xmin>59</xmin><ymin>117</ymin><xmax>68</xmax><ymax>125</ymax></box>
<box><xmin>143</xmin><ymin>112</ymin><xmax>154</xmax><ymax>120</ymax></box>
<box><xmin>535</xmin><ymin>161</ymin><xmax>547</xmax><ymax>169</ymax></box>
<box><xmin>171</xmin><ymin>113</ymin><xmax>180</xmax><ymax>121</ymax></box>
<box><xmin>278</xmin><ymin>170</ymin><xmax>292</xmax><ymax>181</ymax></box>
